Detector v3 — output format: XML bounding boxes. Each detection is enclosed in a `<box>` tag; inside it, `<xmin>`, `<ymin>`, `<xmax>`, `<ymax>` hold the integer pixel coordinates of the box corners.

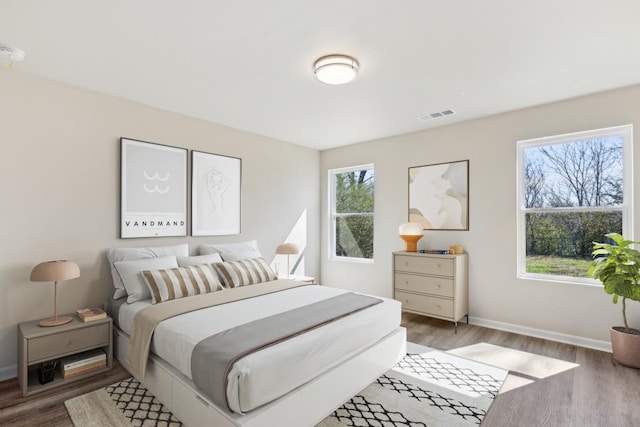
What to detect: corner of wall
<box><xmin>0</xmin><ymin>364</ymin><xmax>17</xmax><ymax>382</ymax></box>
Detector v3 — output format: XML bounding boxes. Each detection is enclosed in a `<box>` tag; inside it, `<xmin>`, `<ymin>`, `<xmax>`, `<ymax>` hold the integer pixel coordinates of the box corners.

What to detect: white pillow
<box><xmin>177</xmin><ymin>253</ymin><xmax>223</xmax><ymax>267</ymax></box>
<box><xmin>199</xmin><ymin>240</ymin><xmax>261</xmax><ymax>257</ymax></box>
<box><xmin>221</xmin><ymin>251</ymin><xmax>262</xmax><ymax>262</ymax></box>
<box><xmin>106</xmin><ymin>244</ymin><xmax>189</xmax><ymax>299</ymax></box>
<box><xmin>114</xmin><ymin>255</ymin><xmax>179</xmax><ymax>303</ymax></box>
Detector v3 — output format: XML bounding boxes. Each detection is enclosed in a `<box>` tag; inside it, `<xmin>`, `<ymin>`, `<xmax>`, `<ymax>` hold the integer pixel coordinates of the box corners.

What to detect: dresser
<box><xmin>393</xmin><ymin>251</ymin><xmax>468</xmax><ymax>332</ymax></box>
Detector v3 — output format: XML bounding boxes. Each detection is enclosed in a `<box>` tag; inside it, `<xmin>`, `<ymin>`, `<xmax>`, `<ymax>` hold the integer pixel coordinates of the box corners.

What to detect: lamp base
<box><xmin>400</xmin><ymin>234</ymin><xmax>423</xmax><ymax>252</ymax></box>
<box><xmin>39</xmin><ymin>316</ymin><xmax>72</xmax><ymax>327</ymax></box>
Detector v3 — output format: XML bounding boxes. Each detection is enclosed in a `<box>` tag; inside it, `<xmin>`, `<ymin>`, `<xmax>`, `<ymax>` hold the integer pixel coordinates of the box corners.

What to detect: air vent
<box><xmin>417</xmin><ymin>109</ymin><xmax>456</xmax><ymax>121</ymax></box>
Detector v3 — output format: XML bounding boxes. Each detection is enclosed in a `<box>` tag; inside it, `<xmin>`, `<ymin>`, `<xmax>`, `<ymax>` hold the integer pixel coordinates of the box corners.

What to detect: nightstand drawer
<box><xmin>394</xmin><ymin>273</ymin><xmax>454</xmax><ymax>297</ymax></box>
<box><xmin>28</xmin><ymin>323</ymin><xmax>109</xmax><ymax>363</ymax></box>
<box><xmin>395</xmin><ymin>291</ymin><xmax>454</xmax><ymax>318</ymax></box>
<box><xmin>395</xmin><ymin>255</ymin><xmax>454</xmax><ymax>277</ymax></box>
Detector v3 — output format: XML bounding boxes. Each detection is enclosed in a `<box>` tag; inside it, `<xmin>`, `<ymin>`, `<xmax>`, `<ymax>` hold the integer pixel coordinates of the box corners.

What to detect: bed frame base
<box><xmin>114</xmin><ymin>327</ymin><xmax>406</xmax><ymax>427</ymax></box>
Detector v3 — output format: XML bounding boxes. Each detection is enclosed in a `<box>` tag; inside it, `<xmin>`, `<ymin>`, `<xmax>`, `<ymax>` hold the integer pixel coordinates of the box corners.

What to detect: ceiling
<box><xmin>2</xmin><ymin>1</ymin><xmax>640</xmax><ymax>150</ymax></box>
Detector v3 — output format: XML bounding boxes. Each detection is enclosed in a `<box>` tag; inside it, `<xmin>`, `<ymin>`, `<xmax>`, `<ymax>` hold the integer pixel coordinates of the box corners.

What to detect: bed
<box><xmin>107</xmin><ymin>243</ymin><xmax>406</xmax><ymax>426</ymax></box>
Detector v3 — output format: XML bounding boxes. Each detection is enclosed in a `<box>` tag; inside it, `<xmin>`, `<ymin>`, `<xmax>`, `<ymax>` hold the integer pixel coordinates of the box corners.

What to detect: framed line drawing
<box><xmin>191</xmin><ymin>150</ymin><xmax>242</xmax><ymax>236</ymax></box>
<box><xmin>120</xmin><ymin>138</ymin><xmax>187</xmax><ymax>238</ymax></box>
<box><xmin>408</xmin><ymin>159</ymin><xmax>469</xmax><ymax>230</ymax></box>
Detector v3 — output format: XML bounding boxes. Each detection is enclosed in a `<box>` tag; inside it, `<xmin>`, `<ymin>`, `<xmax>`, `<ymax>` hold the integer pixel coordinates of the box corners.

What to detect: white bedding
<box><xmin>119</xmin><ymin>283</ymin><xmax>401</xmax><ymax>413</ymax></box>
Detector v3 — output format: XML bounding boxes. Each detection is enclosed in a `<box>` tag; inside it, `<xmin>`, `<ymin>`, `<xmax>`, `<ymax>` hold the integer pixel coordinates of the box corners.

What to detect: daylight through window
<box><xmin>329</xmin><ymin>165</ymin><xmax>374</xmax><ymax>261</ymax></box>
<box><xmin>517</xmin><ymin>125</ymin><xmax>633</xmax><ymax>283</ymax></box>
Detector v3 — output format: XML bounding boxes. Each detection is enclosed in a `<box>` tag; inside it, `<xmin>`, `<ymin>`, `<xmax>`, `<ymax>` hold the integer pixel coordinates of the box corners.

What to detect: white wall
<box><xmin>320</xmin><ymin>84</ymin><xmax>640</xmax><ymax>348</ymax></box>
<box><xmin>0</xmin><ymin>69</ymin><xmax>320</xmax><ymax>378</ymax></box>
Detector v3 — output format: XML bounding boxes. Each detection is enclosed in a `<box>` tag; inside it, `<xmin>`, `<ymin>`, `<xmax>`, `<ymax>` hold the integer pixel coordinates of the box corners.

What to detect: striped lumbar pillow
<box><xmin>141</xmin><ymin>265</ymin><xmax>223</xmax><ymax>304</ymax></box>
<box><xmin>212</xmin><ymin>257</ymin><xmax>277</xmax><ymax>288</ymax></box>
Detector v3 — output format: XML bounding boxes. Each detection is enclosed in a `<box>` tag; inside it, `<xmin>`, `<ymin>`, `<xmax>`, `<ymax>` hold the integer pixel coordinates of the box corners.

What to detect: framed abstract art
<box><xmin>191</xmin><ymin>150</ymin><xmax>242</xmax><ymax>236</ymax></box>
<box><xmin>120</xmin><ymin>138</ymin><xmax>188</xmax><ymax>238</ymax></box>
<box><xmin>408</xmin><ymin>160</ymin><xmax>469</xmax><ymax>230</ymax></box>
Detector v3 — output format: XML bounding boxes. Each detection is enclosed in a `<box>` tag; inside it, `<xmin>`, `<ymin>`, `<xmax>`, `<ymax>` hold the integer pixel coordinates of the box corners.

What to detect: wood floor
<box><xmin>403</xmin><ymin>313</ymin><xmax>640</xmax><ymax>427</ymax></box>
<box><xmin>1</xmin><ymin>313</ymin><xmax>639</xmax><ymax>426</ymax></box>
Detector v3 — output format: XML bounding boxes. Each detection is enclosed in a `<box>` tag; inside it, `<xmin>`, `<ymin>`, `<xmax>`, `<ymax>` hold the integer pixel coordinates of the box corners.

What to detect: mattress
<box><xmin>119</xmin><ymin>283</ymin><xmax>401</xmax><ymax>413</ymax></box>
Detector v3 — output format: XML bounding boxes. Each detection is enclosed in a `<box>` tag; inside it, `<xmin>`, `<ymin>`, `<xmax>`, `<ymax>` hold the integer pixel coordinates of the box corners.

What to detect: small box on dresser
<box><xmin>393</xmin><ymin>251</ymin><xmax>468</xmax><ymax>332</ymax></box>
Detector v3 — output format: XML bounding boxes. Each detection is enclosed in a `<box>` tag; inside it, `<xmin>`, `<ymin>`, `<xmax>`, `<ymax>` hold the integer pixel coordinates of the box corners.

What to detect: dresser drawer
<box><xmin>395</xmin><ymin>255</ymin><xmax>454</xmax><ymax>277</ymax></box>
<box><xmin>28</xmin><ymin>323</ymin><xmax>110</xmax><ymax>363</ymax></box>
<box><xmin>394</xmin><ymin>273</ymin><xmax>453</xmax><ymax>297</ymax></box>
<box><xmin>395</xmin><ymin>291</ymin><xmax>454</xmax><ymax>318</ymax></box>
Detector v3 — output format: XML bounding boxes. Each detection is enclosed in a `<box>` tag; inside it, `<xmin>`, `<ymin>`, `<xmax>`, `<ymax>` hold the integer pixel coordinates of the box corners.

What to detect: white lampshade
<box><xmin>276</xmin><ymin>243</ymin><xmax>301</xmax><ymax>255</ymax></box>
<box><xmin>398</xmin><ymin>222</ymin><xmax>424</xmax><ymax>236</ymax></box>
<box><xmin>314</xmin><ymin>55</ymin><xmax>359</xmax><ymax>85</ymax></box>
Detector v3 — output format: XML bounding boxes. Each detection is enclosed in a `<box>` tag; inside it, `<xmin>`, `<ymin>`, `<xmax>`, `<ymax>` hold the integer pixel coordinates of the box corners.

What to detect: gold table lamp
<box><xmin>30</xmin><ymin>260</ymin><xmax>80</xmax><ymax>327</ymax></box>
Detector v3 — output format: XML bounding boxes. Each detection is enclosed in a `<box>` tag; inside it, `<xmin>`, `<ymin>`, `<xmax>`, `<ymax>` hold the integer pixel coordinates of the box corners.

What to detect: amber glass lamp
<box><xmin>398</xmin><ymin>222</ymin><xmax>424</xmax><ymax>252</ymax></box>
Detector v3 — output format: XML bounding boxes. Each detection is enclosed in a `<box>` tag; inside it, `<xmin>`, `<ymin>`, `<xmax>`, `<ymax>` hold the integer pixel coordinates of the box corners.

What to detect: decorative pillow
<box><xmin>142</xmin><ymin>265</ymin><xmax>223</xmax><ymax>304</ymax></box>
<box><xmin>199</xmin><ymin>240</ymin><xmax>261</xmax><ymax>259</ymax></box>
<box><xmin>177</xmin><ymin>253</ymin><xmax>223</xmax><ymax>267</ymax></box>
<box><xmin>106</xmin><ymin>244</ymin><xmax>189</xmax><ymax>299</ymax></box>
<box><xmin>114</xmin><ymin>255</ymin><xmax>179</xmax><ymax>303</ymax></box>
<box><xmin>212</xmin><ymin>257</ymin><xmax>277</xmax><ymax>288</ymax></box>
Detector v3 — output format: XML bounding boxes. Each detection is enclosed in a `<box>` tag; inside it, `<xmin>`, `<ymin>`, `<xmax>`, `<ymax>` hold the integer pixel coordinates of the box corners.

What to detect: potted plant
<box><xmin>589</xmin><ymin>233</ymin><xmax>640</xmax><ymax>368</ymax></box>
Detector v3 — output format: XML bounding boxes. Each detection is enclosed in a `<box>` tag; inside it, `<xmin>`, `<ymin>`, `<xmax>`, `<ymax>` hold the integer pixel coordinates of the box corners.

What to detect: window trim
<box><xmin>516</xmin><ymin>124</ymin><xmax>634</xmax><ymax>285</ymax></box>
<box><xmin>328</xmin><ymin>163</ymin><xmax>375</xmax><ymax>263</ymax></box>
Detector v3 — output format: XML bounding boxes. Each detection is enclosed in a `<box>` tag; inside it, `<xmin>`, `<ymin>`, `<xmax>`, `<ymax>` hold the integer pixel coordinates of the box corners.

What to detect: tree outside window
<box><xmin>517</xmin><ymin>125</ymin><xmax>633</xmax><ymax>283</ymax></box>
<box><xmin>329</xmin><ymin>165</ymin><xmax>374</xmax><ymax>261</ymax></box>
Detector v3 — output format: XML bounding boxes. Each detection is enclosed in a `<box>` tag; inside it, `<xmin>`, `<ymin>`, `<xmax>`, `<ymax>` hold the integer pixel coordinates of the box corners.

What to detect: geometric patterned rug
<box><xmin>65</xmin><ymin>377</ymin><xmax>181</xmax><ymax>427</ymax></box>
<box><xmin>105</xmin><ymin>377</ymin><xmax>181</xmax><ymax>426</ymax></box>
<box><xmin>318</xmin><ymin>350</ymin><xmax>507</xmax><ymax>426</ymax></box>
<box><xmin>65</xmin><ymin>350</ymin><xmax>507</xmax><ymax>427</ymax></box>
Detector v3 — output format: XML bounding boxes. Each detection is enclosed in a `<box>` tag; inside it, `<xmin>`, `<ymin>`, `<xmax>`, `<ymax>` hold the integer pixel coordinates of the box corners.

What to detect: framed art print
<box><xmin>120</xmin><ymin>138</ymin><xmax>187</xmax><ymax>238</ymax></box>
<box><xmin>191</xmin><ymin>150</ymin><xmax>242</xmax><ymax>236</ymax></box>
<box><xmin>408</xmin><ymin>159</ymin><xmax>469</xmax><ymax>230</ymax></box>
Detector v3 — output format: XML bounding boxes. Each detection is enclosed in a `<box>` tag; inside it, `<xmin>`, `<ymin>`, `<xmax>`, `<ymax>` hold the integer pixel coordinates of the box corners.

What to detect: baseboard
<box><xmin>0</xmin><ymin>364</ymin><xmax>17</xmax><ymax>382</ymax></box>
<box><xmin>468</xmin><ymin>316</ymin><xmax>612</xmax><ymax>353</ymax></box>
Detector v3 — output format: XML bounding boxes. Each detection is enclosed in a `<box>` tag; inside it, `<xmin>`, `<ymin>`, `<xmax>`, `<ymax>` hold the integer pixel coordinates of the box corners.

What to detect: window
<box><xmin>517</xmin><ymin>125</ymin><xmax>633</xmax><ymax>284</ymax></box>
<box><xmin>329</xmin><ymin>164</ymin><xmax>374</xmax><ymax>261</ymax></box>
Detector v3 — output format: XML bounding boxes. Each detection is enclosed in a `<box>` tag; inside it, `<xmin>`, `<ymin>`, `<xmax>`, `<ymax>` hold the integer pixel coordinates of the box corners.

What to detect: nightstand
<box><xmin>18</xmin><ymin>315</ymin><xmax>113</xmax><ymax>396</ymax></box>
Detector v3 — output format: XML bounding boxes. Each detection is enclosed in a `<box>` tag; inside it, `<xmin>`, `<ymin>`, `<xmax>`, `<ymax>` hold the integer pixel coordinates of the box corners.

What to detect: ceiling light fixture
<box><xmin>0</xmin><ymin>44</ymin><xmax>26</xmax><ymax>68</ymax></box>
<box><xmin>314</xmin><ymin>54</ymin><xmax>359</xmax><ymax>85</ymax></box>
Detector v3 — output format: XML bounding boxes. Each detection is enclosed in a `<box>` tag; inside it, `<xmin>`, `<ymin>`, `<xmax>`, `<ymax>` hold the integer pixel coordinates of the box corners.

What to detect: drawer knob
<box><xmin>437</xmin><ymin>284</ymin><xmax>441</xmax><ymax>288</ymax></box>
<box><xmin>404</xmin><ymin>280</ymin><xmax>409</xmax><ymax>285</ymax></box>
<box><xmin>436</xmin><ymin>264</ymin><xmax>441</xmax><ymax>269</ymax></box>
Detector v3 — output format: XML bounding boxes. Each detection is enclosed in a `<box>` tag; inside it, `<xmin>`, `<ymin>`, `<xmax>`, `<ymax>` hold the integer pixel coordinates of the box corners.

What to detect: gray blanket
<box><xmin>191</xmin><ymin>292</ymin><xmax>382</xmax><ymax>412</ymax></box>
